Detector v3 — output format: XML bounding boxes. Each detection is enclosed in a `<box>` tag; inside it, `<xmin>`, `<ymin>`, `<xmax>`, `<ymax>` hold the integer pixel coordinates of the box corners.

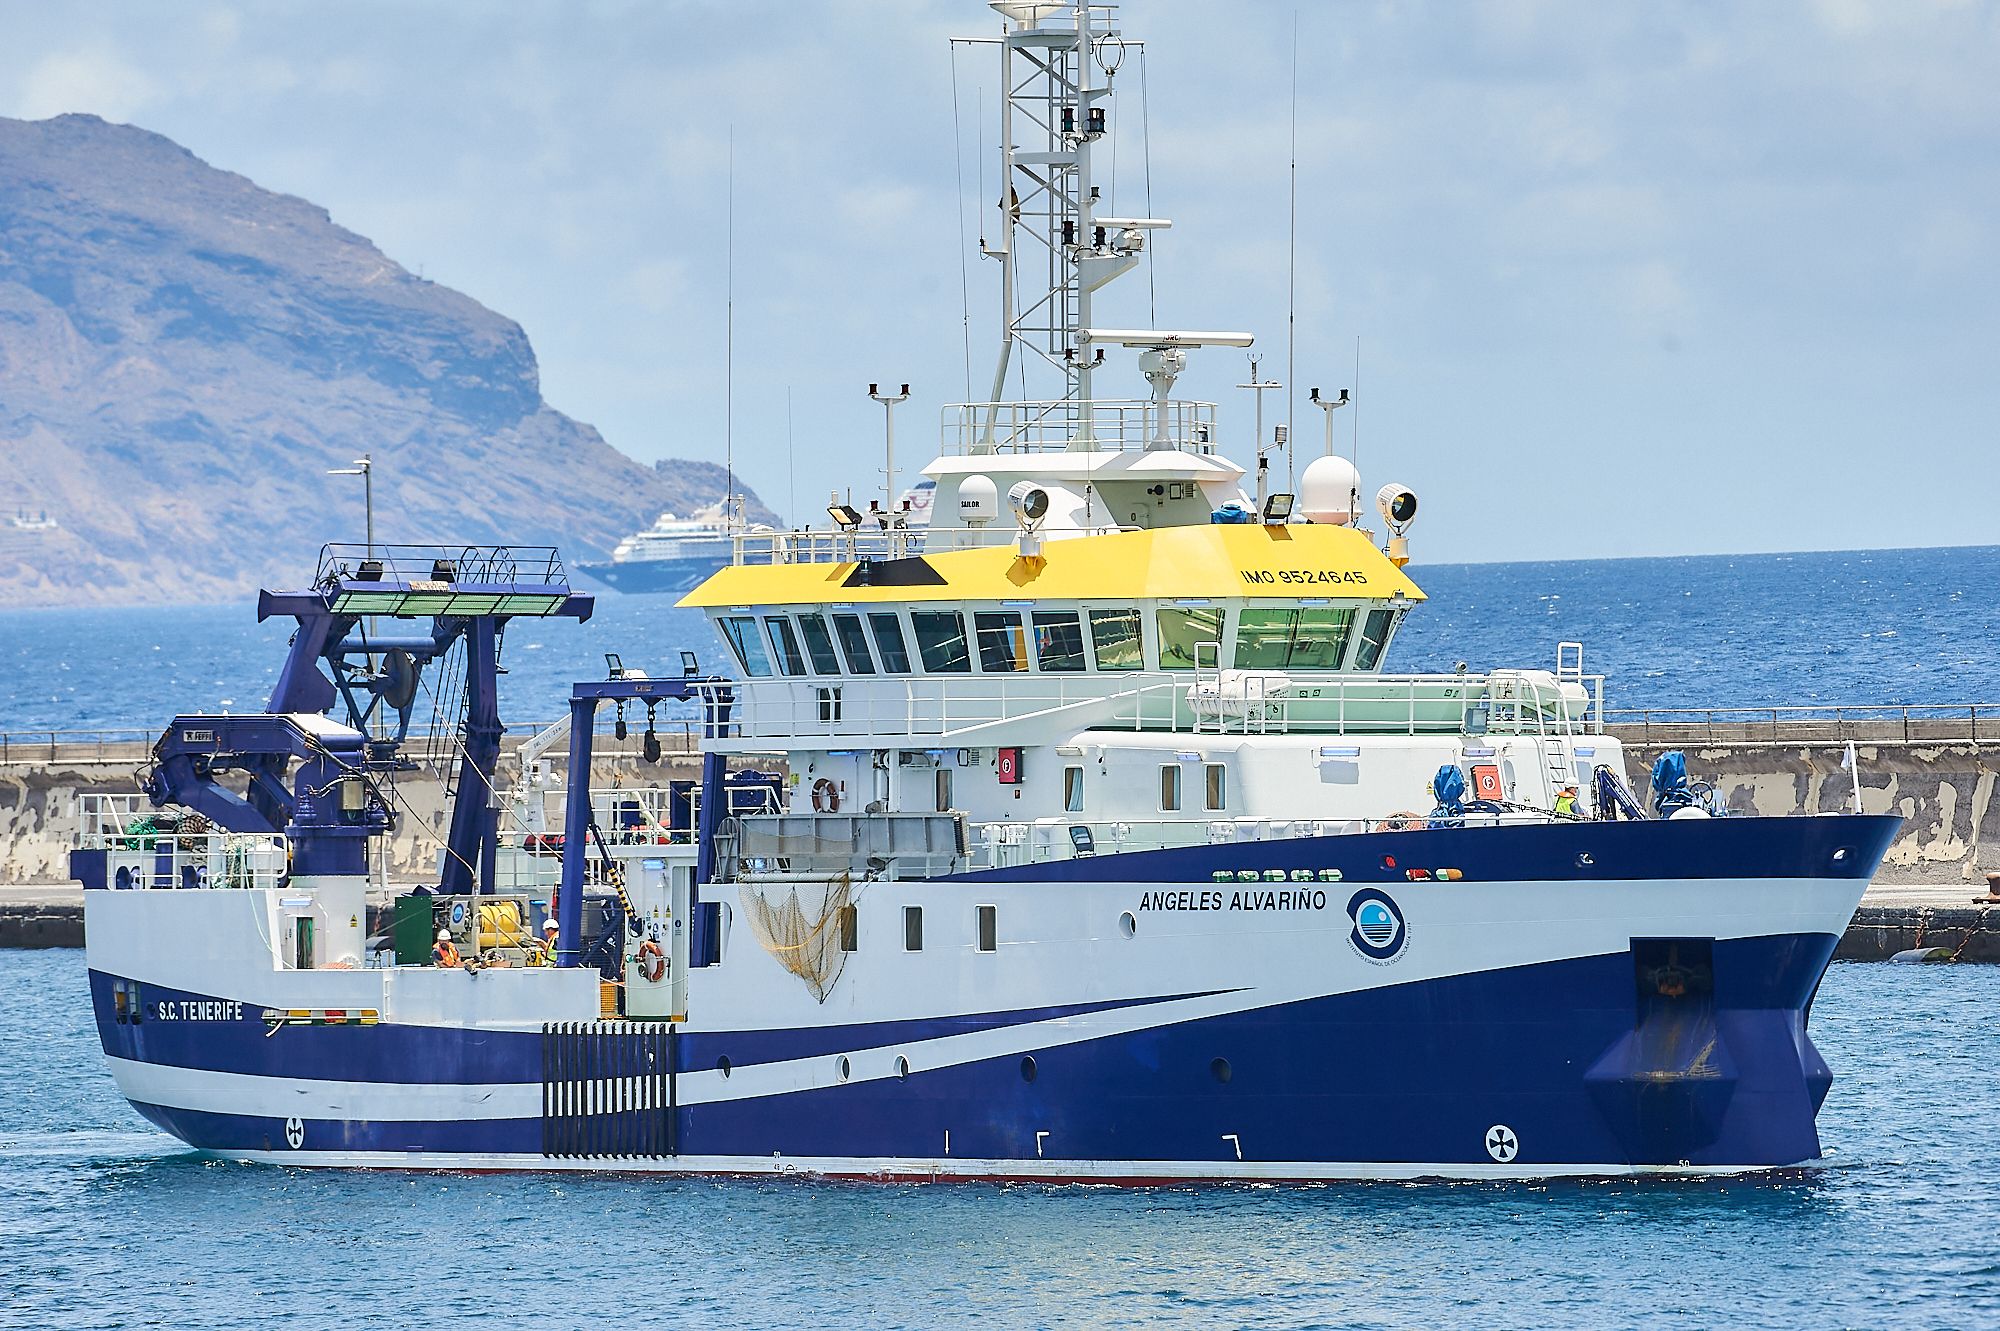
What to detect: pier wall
<box><xmin>1611</xmin><ymin>736</ymin><xmax>2000</xmax><ymax>888</ymax></box>
<box><xmin>0</xmin><ymin>739</ymin><xmax>703</xmax><ymax>886</ymax></box>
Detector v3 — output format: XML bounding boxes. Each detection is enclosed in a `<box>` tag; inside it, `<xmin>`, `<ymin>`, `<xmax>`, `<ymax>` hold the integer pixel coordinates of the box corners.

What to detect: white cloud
<box><xmin>1613</xmin><ymin>259</ymin><xmax>1692</xmax><ymax>339</ymax></box>
<box><xmin>201</xmin><ymin>8</ymin><xmax>241</xmax><ymax>46</ymax></box>
<box><xmin>1909</xmin><ymin>207</ymin><xmax>1983</xmax><ymax>278</ymax></box>
<box><xmin>17</xmin><ymin>47</ymin><xmax>161</xmax><ymax>121</ymax></box>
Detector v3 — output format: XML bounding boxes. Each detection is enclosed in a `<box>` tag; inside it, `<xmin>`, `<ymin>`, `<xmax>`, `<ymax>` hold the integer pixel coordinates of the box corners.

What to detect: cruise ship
<box><xmin>71</xmin><ymin>1</ymin><xmax>1897</xmax><ymax>1180</ymax></box>
<box><xmin>575</xmin><ymin>508</ymin><xmax>749</xmax><ymax>596</ymax></box>
<box><xmin>580</xmin><ymin>483</ymin><xmax>936</xmax><ymax>595</ymax></box>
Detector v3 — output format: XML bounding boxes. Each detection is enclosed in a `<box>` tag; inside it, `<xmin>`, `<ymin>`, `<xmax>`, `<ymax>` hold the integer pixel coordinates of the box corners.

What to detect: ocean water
<box><xmin>4</xmin><ymin>947</ymin><xmax>1997</xmax><ymax>1328</ymax></box>
<box><xmin>2</xmin><ymin>544</ymin><xmax>1996</xmax><ymax>736</ymax></box>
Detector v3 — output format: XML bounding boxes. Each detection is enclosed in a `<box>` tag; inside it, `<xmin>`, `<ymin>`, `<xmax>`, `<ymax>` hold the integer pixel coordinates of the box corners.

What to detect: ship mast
<box><xmin>976</xmin><ymin>1</ymin><xmax>1153</xmax><ymax>451</ymax></box>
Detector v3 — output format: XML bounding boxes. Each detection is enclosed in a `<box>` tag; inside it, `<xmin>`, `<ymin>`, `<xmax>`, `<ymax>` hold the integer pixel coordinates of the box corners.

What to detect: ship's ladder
<box><xmin>1192</xmin><ymin>640</ymin><xmax>1223</xmax><ymax>734</ymax></box>
<box><xmin>1540</xmin><ymin>735</ymin><xmax>1573</xmax><ymax>806</ymax></box>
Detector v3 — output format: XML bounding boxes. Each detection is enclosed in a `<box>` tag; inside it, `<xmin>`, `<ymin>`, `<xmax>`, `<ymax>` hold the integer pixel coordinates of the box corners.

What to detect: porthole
<box><xmin>1118</xmin><ymin>911</ymin><xmax>1137</xmax><ymax>939</ymax></box>
<box><xmin>1211</xmin><ymin>1057</ymin><xmax>1232</xmax><ymax>1084</ymax></box>
<box><xmin>1832</xmin><ymin>847</ymin><xmax>1853</xmax><ymax>865</ymax></box>
<box><xmin>1020</xmin><ymin>1055</ymin><xmax>1038</xmax><ymax>1083</ymax></box>
<box><xmin>837</xmin><ymin>1055</ymin><xmax>851</xmax><ymax>1082</ymax></box>
<box><xmin>894</xmin><ymin>1055</ymin><xmax>911</xmax><ymax>1080</ymax></box>
<box><xmin>716</xmin><ymin>1056</ymin><xmax>732</xmax><ymax>1079</ymax></box>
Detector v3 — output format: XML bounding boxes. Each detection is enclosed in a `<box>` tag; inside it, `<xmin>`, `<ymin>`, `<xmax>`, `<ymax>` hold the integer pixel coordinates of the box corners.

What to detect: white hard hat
<box><xmin>543</xmin><ymin>916</ymin><xmax>559</xmax><ymax>931</ymax></box>
<box><xmin>436</xmin><ymin>928</ymin><xmax>451</xmax><ymax>942</ymax></box>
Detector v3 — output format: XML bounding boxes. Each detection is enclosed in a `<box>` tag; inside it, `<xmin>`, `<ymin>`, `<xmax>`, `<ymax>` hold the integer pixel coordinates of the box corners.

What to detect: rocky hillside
<box><xmin>0</xmin><ymin>113</ymin><xmax>771</xmax><ymax>606</ymax></box>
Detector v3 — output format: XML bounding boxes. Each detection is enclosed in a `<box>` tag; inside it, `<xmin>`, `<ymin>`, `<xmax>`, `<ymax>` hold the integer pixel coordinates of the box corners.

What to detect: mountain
<box><xmin>0</xmin><ymin>113</ymin><xmax>774</xmax><ymax>607</ymax></box>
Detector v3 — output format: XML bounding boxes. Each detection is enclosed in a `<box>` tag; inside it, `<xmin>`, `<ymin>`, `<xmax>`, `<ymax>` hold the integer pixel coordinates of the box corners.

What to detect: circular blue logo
<box><xmin>1347</xmin><ymin>888</ymin><xmax>1408</xmax><ymax>962</ymax></box>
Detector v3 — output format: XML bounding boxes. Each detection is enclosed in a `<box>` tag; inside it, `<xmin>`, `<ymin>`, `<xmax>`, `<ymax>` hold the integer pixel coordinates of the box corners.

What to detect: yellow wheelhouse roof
<box><xmin>678</xmin><ymin>522</ymin><xmax>1425</xmax><ymax>609</ymax></box>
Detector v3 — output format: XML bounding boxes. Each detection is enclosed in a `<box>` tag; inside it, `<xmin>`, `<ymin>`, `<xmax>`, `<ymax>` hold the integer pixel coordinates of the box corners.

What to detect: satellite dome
<box><xmin>957</xmin><ymin>475</ymin><xmax>999</xmax><ymax>526</ymax></box>
<box><xmin>1298</xmin><ymin>455</ymin><xmax>1360</xmax><ymax>525</ymax></box>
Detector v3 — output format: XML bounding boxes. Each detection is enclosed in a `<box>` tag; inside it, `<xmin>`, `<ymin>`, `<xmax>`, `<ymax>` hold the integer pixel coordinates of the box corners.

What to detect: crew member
<box><xmin>1554</xmin><ymin>786</ymin><xmax>1580</xmax><ymax>818</ymax></box>
<box><xmin>535</xmin><ymin>915</ymin><xmax>559</xmax><ymax>965</ymax></box>
<box><xmin>433</xmin><ymin>928</ymin><xmax>462</xmax><ymax>968</ymax></box>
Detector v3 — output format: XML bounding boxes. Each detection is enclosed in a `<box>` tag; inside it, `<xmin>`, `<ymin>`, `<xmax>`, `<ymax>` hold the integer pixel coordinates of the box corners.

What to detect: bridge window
<box><xmin>1156</xmin><ymin>605</ymin><xmax>1225</xmax><ymax>670</ymax></box>
<box><xmin>912</xmin><ymin>611</ymin><xmax>971</xmax><ymax>673</ymax></box>
<box><xmin>1160</xmin><ymin>764</ymin><xmax>1182</xmax><ymax>811</ymax></box>
<box><xmin>765</xmin><ymin>617</ymin><xmax>807</xmax><ymax>676</ymax></box>
<box><xmin>868</xmin><ymin>612</ymin><xmax>911</xmax><ymax>673</ymax></box>
<box><xmin>1087</xmin><ymin>608</ymin><xmax>1143</xmax><ymax>671</ymax></box>
<box><xmin>831</xmin><ymin>614</ymin><xmax>877</xmax><ymax>674</ymax></box>
<box><xmin>975</xmin><ymin>611</ymin><xmax>1030</xmax><ymax>672</ymax></box>
<box><xmin>796</xmin><ymin>614</ymin><xmax>842</xmax><ymax>674</ymax></box>
<box><xmin>1033</xmin><ymin>612</ymin><xmax>1087</xmax><ymax>672</ymax></box>
<box><xmin>1353</xmin><ymin>607</ymin><xmax>1396</xmax><ymax>671</ymax></box>
<box><xmin>1205</xmin><ymin>763</ymin><xmax>1227</xmax><ymax>811</ymax></box>
<box><xmin>1235</xmin><ymin>607</ymin><xmax>1355</xmax><ymax>669</ymax></box>
<box><xmin>719</xmin><ymin>616</ymin><xmax>772</xmax><ymax>677</ymax></box>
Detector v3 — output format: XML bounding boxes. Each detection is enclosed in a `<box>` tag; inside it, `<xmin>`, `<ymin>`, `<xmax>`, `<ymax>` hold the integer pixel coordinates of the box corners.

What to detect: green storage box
<box><xmin>392</xmin><ymin>894</ymin><xmax>437</xmax><ymax>966</ymax></box>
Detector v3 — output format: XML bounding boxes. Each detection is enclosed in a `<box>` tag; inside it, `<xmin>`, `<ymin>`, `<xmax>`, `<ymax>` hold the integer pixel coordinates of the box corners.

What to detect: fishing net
<box><xmin>739</xmin><ymin>875</ymin><xmax>852</xmax><ymax>1004</ymax></box>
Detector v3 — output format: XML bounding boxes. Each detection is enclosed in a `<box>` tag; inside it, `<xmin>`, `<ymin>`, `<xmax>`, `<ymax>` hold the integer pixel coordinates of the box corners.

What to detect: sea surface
<box><xmin>4</xmin><ymin>947</ymin><xmax>1996</xmax><ymax>1328</ymax></box>
<box><xmin>2</xmin><ymin>544</ymin><xmax>1996</xmax><ymax>736</ymax></box>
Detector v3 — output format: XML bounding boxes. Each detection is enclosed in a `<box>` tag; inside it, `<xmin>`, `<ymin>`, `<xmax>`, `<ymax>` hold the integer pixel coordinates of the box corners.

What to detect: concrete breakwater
<box><xmin>0</xmin><ymin>730</ymin><xmax>704</xmax><ymax>888</ymax></box>
<box><xmin>1613</xmin><ymin>733</ymin><xmax>1999</xmax><ymax>889</ymax></box>
<box><xmin>1836</xmin><ymin>896</ymin><xmax>2000</xmax><ymax>963</ymax></box>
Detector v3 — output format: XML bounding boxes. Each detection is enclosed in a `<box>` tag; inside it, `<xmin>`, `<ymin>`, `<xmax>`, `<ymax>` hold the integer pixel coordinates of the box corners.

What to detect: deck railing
<box><xmin>708</xmin><ymin>668</ymin><xmax>1604</xmax><ymax>742</ymax></box>
<box><xmin>0</xmin><ymin>729</ymin><xmax>157</xmax><ymax>766</ymax></box>
<box><xmin>730</xmin><ymin>522</ymin><xmax>1161</xmax><ymax>566</ymax></box>
<box><xmin>939</xmin><ymin>398</ymin><xmax>1221</xmax><ymax>455</ymax></box>
<box><xmin>23</xmin><ymin>702</ymin><xmax>1991</xmax><ymax>774</ymax></box>
<box><xmin>76</xmin><ymin>795</ymin><xmax>289</xmax><ymax>889</ymax></box>
<box><xmin>971</xmin><ymin>809</ymin><xmax>1570</xmax><ymax>870</ymax></box>
<box><xmin>1</xmin><ymin>721</ymin><xmax>706</xmax><ymax>768</ymax></box>
<box><xmin>314</xmin><ymin>542</ymin><xmax>566</xmax><ymax>586</ymax></box>
<box><xmin>1603</xmin><ymin>703</ymin><xmax>1998</xmax><ymax>747</ymax></box>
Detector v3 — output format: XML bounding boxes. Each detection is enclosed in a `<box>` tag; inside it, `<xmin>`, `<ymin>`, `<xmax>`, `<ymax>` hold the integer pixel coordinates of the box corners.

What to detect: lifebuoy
<box><xmin>1373</xmin><ymin>811</ymin><xmax>1424</xmax><ymax>832</ymax></box>
<box><xmin>637</xmin><ymin>940</ymin><xmax>666</xmax><ymax>984</ymax></box>
<box><xmin>811</xmin><ymin>778</ymin><xmax>841</xmax><ymax>813</ymax></box>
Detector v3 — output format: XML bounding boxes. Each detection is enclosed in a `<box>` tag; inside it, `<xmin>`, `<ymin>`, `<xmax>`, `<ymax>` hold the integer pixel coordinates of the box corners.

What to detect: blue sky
<box><xmin>4</xmin><ymin>1</ymin><xmax>1996</xmax><ymax>562</ymax></box>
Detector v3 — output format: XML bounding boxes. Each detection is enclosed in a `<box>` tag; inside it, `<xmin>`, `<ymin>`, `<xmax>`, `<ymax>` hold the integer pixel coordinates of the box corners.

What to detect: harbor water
<box><xmin>5</xmin><ymin>947</ymin><xmax>1997</xmax><ymax>1328</ymax></box>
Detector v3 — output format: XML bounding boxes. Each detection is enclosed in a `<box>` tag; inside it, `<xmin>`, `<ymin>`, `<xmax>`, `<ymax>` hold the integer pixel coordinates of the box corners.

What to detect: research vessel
<box><xmin>74</xmin><ymin>1</ymin><xmax>1897</xmax><ymax>1180</ymax></box>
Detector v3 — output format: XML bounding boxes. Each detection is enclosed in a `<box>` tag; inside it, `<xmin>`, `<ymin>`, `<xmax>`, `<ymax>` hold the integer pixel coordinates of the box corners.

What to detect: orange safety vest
<box><xmin>433</xmin><ymin>939</ymin><xmax>462</xmax><ymax>968</ymax></box>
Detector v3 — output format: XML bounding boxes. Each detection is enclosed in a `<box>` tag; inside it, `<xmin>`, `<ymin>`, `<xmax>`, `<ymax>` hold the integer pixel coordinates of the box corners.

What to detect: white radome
<box><xmin>1299</xmin><ymin>455</ymin><xmax>1361</xmax><ymax>525</ymax></box>
<box><xmin>958</xmin><ymin>475</ymin><xmax>999</xmax><ymax>526</ymax></box>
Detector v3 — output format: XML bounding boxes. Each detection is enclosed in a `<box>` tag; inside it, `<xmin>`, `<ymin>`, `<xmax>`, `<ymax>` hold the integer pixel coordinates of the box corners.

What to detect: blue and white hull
<box><xmin>85</xmin><ymin>815</ymin><xmax>1895</xmax><ymax>1180</ymax></box>
<box><xmin>574</xmin><ymin>554</ymin><xmax>730</xmax><ymax>596</ymax></box>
